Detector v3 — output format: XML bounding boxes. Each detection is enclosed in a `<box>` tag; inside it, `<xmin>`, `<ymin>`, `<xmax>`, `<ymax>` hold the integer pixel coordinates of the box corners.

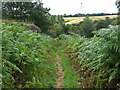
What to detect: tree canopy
<box><xmin>2</xmin><ymin>1</ymin><xmax>51</xmax><ymax>32</ymax></box>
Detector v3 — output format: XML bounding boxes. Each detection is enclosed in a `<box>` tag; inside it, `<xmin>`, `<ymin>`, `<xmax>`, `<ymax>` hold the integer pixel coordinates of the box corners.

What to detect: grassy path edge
<box><xmin>57</xmin><ymin>47</ymin><xmax>81</xmax><ymax>88</ymax></box>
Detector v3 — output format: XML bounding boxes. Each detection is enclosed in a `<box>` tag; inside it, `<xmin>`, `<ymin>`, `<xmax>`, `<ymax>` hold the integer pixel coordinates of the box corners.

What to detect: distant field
<box><xmin>64</xmin><ymin>15</ymin><xmax>118</xmax><ymax>24</ymax></box>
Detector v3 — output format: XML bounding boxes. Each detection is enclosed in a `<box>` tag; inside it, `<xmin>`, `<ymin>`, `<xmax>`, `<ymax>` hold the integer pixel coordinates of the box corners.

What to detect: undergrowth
<box><xmin>57</xmin><ymin>25</ymin><xmax>120</xmax><ymax>88</ymax></box>
<box><xmin>1</xmin><ymin>20</ymin><xmax>120</xmax><ymax>89</ymax></box>
<box><xmin>1</xmin><ymin>20</ymin><xmax>57</xmax><ymax>88</ymax></box>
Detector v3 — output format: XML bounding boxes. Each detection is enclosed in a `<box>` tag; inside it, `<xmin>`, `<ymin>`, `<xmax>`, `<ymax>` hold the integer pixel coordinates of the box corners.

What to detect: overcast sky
<box><xmin>42</xmin><ymin>0</ymin><xmax>118</xmax><ymax>15</ymax></box>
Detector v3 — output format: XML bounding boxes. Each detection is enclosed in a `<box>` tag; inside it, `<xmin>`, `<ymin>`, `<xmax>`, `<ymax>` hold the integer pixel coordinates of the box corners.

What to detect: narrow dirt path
<box><xmin>56</xmin><ymin>52</ymin><xmax>64</xmax><ymax>88</ymax></box>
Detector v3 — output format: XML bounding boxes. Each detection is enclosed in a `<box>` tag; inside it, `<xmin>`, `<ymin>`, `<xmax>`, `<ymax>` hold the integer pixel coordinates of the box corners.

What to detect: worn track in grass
<box><xmin>56</xmin><ymin>52</ymin><xmax>64</xmax><ymax>88</ymax></box>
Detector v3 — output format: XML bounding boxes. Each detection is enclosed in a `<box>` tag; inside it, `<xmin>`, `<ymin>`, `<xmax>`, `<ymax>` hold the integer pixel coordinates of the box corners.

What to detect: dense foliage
<box><xmin>2</xmin><ymin>1</ymin><xmax>118</xmax><ymax>38</ymax></box>
<box><xmin>80</xmin><ymin>16</ymin><xmax>95</xmax><ymax>37</ymax></box>
<box><xmin>1</xmin><ymin>19</ymin><xmax>120</xmax><ymax>88</ymax></box>
<box><xmin>66</xmin><ymin>17</ymin><xmax>118</xmax><ymax>37</ymax></box>
<box><xmin>1</xmin><ymin>0</ymin><xmax>120</xmax><ymax>88</ymax></box>
<box><xmin>47</xmin><ymin>15</ymin><xmax>69</xmax><ymax>37</ymax></box>
<box><xmin>1</xmin><ymin>20</ymin><xmax>57</xmax><ymax>88</ymax></box>
<box><xmin>2</xmin><ymin>1</ymin><xmax>51</xmax><ymax>32</ymax></box>
<box><xmin>50</xmin><ymin>15</ymin><xmax>64</xmax><ymax>25</ymax></box>
<box><xmin>58</xmin><ymin>25</ymin><xmax>120</xmax><ymax>88</ymax></box>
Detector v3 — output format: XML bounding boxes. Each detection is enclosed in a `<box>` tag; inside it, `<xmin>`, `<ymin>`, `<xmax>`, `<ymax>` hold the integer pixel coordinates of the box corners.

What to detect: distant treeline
<box><xmin>64</xmin><ymin>13</ymin><xmax>117</xmax><ymax>17</ymax></box>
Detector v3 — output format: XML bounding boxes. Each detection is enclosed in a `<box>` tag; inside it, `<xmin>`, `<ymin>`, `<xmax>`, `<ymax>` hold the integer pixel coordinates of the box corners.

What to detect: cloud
<box><xmin>42</xmin><ymin>0</ymin><xmax>118</xmax><ymax>15</ymax></box>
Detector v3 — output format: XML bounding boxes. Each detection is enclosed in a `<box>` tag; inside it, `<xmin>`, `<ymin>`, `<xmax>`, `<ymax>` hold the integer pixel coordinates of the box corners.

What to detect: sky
<box><xmin>42</xmin><ymin>0</ymin><xmax>118</xmax><ymax>15</ymax></box>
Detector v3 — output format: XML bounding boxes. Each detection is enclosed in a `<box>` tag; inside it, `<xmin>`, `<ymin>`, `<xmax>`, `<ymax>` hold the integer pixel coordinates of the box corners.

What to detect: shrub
<box><xmin>81</xmin><ymin>16</ymin><xmax>96</xmax><ymax>38</ymax></box>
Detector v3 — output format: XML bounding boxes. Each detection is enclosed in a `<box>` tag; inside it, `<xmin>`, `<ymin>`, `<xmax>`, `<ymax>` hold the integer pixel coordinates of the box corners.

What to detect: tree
<box><xmin>57</xmin><ymin>15</ymin><xmax>64</xmax><ymax>24</ymax></box>
<box><xmin>2</xmin><ymin>2</ymin><xmax>34</xmax><ymax>20</ymax></box>
<box><xmin>95</xmin><ymin>17</ymin><xmax>111</xmax><ymax>30</ymax></box>
<box><xmin>50</xmin><ymin>15</ymin><xmax>57</xmax><ymax>24</ymax></box>
<box><xmin>30</xmin><ymin>2</ymin><xmax>51</xmax><ymax>32</ymax></box>
<box><xmin>2</xmin><ymin>1</ymin><xmax>51</xmax><ymax>32</ymax></box>
<box><xmin>81</xmin><ymin>16</ymin><xmax>95</xmax><ymax>38</ymax></box>
<box><xmin>105</xmin><ymin>17</ymin><xmax>111</xmax><ymax>25</ymax></box>
<box><xmin>116</xmin><ymin>0</ymin><xmax>120</xmax><ymax>24</ymax></box>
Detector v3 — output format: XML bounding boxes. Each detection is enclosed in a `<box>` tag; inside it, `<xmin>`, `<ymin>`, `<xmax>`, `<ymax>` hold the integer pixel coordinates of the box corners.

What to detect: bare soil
<box><xmin>56</xmin><ymin>52</ymin><xmax>64</xmax><ymax>88</ymax></box>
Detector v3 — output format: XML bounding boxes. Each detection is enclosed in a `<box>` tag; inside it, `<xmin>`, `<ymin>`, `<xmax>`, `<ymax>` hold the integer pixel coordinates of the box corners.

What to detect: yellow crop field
<box><xmin>64</xmin><ymin>15</ymin><xmax>118</xmax><ymax>24</ymax></box>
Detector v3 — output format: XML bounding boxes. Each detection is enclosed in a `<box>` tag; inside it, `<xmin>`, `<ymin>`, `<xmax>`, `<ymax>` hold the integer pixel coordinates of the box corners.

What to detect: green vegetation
<box><xmin>47</xmin><ymin>15</ymin><xmax>69</xmax><ymax>37</ymax></box>
<box><xmin>80</xmin><ymin>16</ymin><xmax>95</xmax><ymax>37</ymax></box>
<box><xmin>65</xmin><ymin>16</ymin><xmax>118</xmax><ymax>38</ymax></box>
<box><xmin>1</xmin><ymin>19</ymin><xmax>120</xmax><ymax>88</ymax></box>
<box><xmin>95</xmin><ymin>17</ymin><xmax>111</xmax><ymax>30</ymax></box>
<box><xmin>1</xmin><ymin>0</ymin><xmax>120</xmax><ymax>89</ymax></box>
<box><xmin>2</xmin><ymin>1</ymin><xmax>118</xmax><ymax>38</ymax></box>
<box><xmin>2</xmin><ymin>1</ymin><xmax>51</xmax><ymax>32</ymax></box>
<box><xmin>57</xmin><ymin>47</ymin><xmax>80</xmax><ymax>88</ymax></box>
<box><xmin>57</xmin><ymin>25</ymin><xmax>120</xmax><ymax>88</ymax></box>
<box><xmin>1</xmin><ymin>20</ymin><xmax>57</xmax><ymax>88</ymax></box>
